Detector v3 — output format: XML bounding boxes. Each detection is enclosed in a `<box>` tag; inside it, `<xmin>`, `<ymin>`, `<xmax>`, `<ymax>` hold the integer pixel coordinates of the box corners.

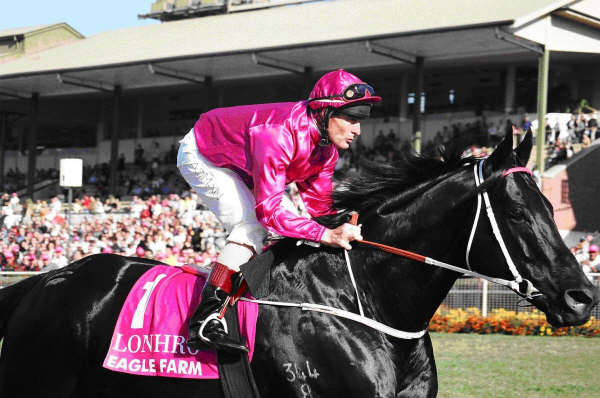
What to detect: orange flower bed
<box><xmin>429</xmin><ymin>307</ymin><xmax>600</xmax><ymax>337</ymax></box>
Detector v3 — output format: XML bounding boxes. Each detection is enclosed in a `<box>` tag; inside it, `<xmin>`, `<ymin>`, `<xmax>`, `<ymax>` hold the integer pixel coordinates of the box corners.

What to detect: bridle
<box><xmin>465</xmin><ymin>160</ymin><xmax>540</xmax><ymax>299</ymax></box>
<box><xmin>242</xmin><ymin>159</ymin><xmax>543</xmax><ymax>340</ymax></box>
<box><xmin>353</xmin><ymin>159</ymin><xmax>541</xmax><ymax>302</ymax></box>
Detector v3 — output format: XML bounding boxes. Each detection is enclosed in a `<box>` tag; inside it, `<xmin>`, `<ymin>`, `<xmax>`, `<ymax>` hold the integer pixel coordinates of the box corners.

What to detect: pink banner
<box><xmin>103</xmin><ymin>265</ymin><xmax>258</xmax><ymax>379</ymax></box>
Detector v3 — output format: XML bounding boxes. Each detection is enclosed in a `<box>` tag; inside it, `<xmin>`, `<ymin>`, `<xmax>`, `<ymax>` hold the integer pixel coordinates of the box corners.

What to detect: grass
<box><xmin>430</xmin><ymin>333</ymin><xmax>600</xmax><ymax>398</ymax></box>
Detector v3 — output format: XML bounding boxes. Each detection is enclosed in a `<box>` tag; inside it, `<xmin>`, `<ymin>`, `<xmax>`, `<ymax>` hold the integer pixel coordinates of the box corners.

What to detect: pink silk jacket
<box><xmin>193</xmin><ymin>101</ymin><xmax>338</xmax><ymax>242</ymax></box>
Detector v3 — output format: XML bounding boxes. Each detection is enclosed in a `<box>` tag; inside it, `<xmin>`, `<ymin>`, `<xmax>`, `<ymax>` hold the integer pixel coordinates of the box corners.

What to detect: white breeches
<box><xmin>177</xmin><ymin>130</ymin><xmax>268</xmax><ymax>255</ymax></box>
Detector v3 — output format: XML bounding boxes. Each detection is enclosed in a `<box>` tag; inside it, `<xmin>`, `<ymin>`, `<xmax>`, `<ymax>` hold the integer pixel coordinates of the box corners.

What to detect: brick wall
<box><xmin>543</xmin><ymin>145</ymin><xmax>600</xmax><ymax>231</ymax></box>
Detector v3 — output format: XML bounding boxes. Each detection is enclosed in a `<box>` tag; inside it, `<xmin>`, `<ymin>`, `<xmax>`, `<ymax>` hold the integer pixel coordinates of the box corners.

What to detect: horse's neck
<box><xmin>353</xmin><ymin>170</ymin><xmax>475</xmax><ymax>331</ymax></box>
<box><xmin>268</xmin><ymin>168</ymin><xmax>475</xmax><ymax>334</ymax></box>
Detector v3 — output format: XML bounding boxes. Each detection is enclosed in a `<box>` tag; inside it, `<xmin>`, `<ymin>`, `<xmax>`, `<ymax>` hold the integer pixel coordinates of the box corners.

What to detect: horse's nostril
<box><xmin>564</xmin><ymin>289</ymin><xmax>594</xmax><ymax>312</ymax></box>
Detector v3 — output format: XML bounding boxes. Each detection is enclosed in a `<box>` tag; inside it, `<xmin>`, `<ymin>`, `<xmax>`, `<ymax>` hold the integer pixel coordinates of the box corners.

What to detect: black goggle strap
<box><xmin>308</xmin><ymin>84</ymin><xmax>376</xmax><ymax>103</ymax></box>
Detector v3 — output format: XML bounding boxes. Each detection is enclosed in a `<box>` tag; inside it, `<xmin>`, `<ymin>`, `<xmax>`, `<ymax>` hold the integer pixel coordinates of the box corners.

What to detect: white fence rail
<box><xmin>442</xmin><ymin>275</ymin><xmax>600</xmax><ymax>319</ymax></box>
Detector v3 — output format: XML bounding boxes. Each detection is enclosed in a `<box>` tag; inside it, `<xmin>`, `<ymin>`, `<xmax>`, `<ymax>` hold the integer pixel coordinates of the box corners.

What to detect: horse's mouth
<box><xmin>530</xmin><ymin>287</ymin><xmax>599</xmax><ymax>327</ymax></box>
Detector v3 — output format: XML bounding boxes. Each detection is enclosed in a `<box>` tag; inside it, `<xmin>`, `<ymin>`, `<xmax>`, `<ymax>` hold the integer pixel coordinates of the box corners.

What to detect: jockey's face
<box><xmin>328</xmin><ymin>115</ymin><xmax>361</xmax><ymax>150</ymax></box>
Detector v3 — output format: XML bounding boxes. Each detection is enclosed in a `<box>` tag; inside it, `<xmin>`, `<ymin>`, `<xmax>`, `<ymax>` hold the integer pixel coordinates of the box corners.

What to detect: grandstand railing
<box><xmin>3</xmin><ymin>272</ymin><xmax>599</xmax><ymax>319</ymax></box>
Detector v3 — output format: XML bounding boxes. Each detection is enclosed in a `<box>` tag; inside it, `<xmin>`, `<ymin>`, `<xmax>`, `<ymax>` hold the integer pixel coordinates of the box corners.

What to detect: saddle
<box><xmin>103</xmin><ymin>264</ymin><xmax>262</xmax><ymax>397</ymax></box>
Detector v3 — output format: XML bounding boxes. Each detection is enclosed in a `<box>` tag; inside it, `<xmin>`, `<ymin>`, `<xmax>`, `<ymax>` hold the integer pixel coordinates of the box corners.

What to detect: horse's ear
<box><xmin>515</xmin><ymin>127</ymin><xmax>533</xmax><ymax>167</ymax></box>
<box><xmin>487</xmin><ymin>122</ymin><xmax>514</xmax><ymax>169</ymax></box>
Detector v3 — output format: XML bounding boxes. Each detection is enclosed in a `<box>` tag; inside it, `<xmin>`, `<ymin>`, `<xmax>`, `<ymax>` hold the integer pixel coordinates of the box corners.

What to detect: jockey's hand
<box><xmin>321</xmin><ymin>223</ymin><xmax>363</xmax><ymax>250</ymax></box>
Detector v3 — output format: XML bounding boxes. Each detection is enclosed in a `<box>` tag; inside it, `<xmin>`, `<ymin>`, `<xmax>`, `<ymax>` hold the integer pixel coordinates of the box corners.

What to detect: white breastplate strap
<box><xmin>344</xmin><ymin>248</ymin><xmax>365</xmax><ymax>317</ymax></box>
<box><xmin>239</xmin><ymin>297</ymin><xmax>426</xmax><ymax>340</ymax></box>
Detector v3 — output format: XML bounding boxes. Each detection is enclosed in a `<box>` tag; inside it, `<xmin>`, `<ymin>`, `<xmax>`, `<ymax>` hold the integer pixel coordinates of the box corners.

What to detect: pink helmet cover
<box><xmin>308</xmin><ymin>69</ymin><xmax>381</xmax><ymax>110</ymax></box>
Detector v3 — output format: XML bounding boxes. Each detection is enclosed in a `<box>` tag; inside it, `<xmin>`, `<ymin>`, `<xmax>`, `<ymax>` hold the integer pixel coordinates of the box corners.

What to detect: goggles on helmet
<box><xmin>309</xmin><ymin>83</ymin><xmax>377</xmax><ymax>103</ymax></box>
<box><xmin>341</xmin><ymin>84</ymin><xmax>375</xmax><ymax>101</ymax></box>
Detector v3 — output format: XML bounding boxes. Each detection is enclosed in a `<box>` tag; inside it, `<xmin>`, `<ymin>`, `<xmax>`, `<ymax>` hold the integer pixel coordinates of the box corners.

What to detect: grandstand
<box><xmin>1</xmin><ymin>1</ymin><xmax>599</xmax><ymax>228</ymax></box>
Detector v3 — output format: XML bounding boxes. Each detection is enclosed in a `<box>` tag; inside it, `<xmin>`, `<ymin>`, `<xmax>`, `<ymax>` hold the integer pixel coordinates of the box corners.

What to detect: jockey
<box><xmin>177</xmin><ymin>69</ymin><xmax>381</xmax><ymax>352</ymax></box>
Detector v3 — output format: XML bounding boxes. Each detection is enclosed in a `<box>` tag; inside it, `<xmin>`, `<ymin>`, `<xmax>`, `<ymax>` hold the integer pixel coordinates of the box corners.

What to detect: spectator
<box><xmin>588</xmin><ymin>112</ymin><xmax>598</xmax><ymax>141</ymax></box>
<box><xmin>521</xmin><ymin>116</ymin><xmax>531</xmax><ymax>132</ymax></box>
<box><xmin>576</xmin><ymin>112</ymin><xmax>587</xmax><ymax>143</ymax></box>
<box><xmin>581</xmin><ymin>244</ymin><xmax>600</xmax><ymax>279</ymax></box>
<box><xmin>566</xmin><ymin>114</ymin><xmax>578</xmax><ymax>143</ymax></box>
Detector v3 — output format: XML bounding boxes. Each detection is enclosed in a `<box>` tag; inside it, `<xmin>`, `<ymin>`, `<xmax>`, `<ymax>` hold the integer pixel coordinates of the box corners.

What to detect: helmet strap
<box><xmin>315</xmin><ymin>108</ymin><xmax>334</xmax><ymax>146</ymax></box>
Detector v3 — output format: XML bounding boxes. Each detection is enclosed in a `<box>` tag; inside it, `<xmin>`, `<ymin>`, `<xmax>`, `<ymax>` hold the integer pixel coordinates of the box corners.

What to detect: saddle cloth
<box><xmin>103</xmin><ymin>264</ymin><xmax>258</xmax><ymax>379</ymax></box>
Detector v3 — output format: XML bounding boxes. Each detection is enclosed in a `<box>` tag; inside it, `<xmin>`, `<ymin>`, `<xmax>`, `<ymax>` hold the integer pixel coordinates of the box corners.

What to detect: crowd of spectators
<box><xmin>85</xmin><ymin>142</ymin><xmax>185</xmax><ymax>198</ymax></box>
<box><xmin>0</xmin><ymin>191</ymin><xmax>228</xmax><ymax>272</ymax></box>
<box><xmin>571</xmin><ymin>235</ymin><xmax>600</xmax><ymax>281</ymax></box>
<box><xmin>3</xmin><ymin>120</ymin><xmax>600</xmax><ymax>274</ymax></box>
<box><xmin>546</xmin><ymin>112</ymin><xmax>599</xmax><ymax>167</ymax></box>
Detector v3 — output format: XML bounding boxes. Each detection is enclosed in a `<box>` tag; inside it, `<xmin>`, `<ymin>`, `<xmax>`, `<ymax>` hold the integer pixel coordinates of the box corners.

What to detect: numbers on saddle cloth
<box><xmin>131</xmin><ymin>273</ymin><xmax>167</xmax><ymax>329</ymax></box>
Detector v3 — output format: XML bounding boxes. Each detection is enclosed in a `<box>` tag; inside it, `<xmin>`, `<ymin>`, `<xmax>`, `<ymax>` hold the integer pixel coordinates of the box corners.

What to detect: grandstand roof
<box><xmin>0</xmin><ymin>0</ymin><xmax>597</xmax><ymax>97</ymax></box>
<box><xmin>0</xmin><ymin>23</ymin><xmax>83</xmax><ymax>39</ymax></box>
<box><xmin>0</xmin><ymin>24</ymin><xmax>56</xmax><ymax>38</ymax></box>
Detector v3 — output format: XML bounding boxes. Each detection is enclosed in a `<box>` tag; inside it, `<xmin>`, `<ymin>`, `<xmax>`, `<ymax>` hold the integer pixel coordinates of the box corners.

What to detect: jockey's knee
<box><xmin>227</xmin><ymin>223</ymin><xmax>267</xmax><ymax>255</ymax></box>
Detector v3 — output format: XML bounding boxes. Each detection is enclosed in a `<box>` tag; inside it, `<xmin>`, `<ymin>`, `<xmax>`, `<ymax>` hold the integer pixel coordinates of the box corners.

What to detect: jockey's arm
<box><xmin>252</xmin><ymin>127</ymin><xmax>327</xmax><ymax>242</ymax></box>
<box><xmin>296</xmin><ymin>153</ymin><xmax>363</xmax><ymax>250</ymax></box>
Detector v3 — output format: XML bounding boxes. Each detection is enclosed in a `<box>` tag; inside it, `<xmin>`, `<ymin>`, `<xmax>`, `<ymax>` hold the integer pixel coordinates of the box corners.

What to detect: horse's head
<box><xmin>469</xmin><ymin>126</ymin><xmax>599</xmax><ymax>327</ymax></box>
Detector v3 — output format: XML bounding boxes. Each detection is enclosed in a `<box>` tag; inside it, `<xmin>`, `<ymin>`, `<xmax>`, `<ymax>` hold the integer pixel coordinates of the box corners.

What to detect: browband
<box><xmin>502</xmin><ymin>167</ymin><xmax>532</xmax><ymax>178</ymax></box>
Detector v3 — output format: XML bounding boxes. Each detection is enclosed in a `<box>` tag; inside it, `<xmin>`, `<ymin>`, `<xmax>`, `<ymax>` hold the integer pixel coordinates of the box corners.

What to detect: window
<box><xmin>561</xmin><ymin>179</ymin><xmax>569</xmax><ymax>204</ymax></box>
<box><xmin>408</xmin><ymin>92</ymin><xmax>426</xmax><ymax>113</ymax></box>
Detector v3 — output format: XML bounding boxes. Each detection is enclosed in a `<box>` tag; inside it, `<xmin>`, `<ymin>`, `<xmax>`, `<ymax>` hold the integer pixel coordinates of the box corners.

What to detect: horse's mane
<box><xmin>317</xmin><ymin>145</ymin><xmax>477</xmax><ymax>228</ymax></box>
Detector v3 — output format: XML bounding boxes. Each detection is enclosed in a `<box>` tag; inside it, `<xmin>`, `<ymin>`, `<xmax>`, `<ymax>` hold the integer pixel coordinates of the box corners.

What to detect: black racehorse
<box><xmin>0</xmin><ymin>128</ymin><xmax>597</xmax><ymax>398</ymax></box>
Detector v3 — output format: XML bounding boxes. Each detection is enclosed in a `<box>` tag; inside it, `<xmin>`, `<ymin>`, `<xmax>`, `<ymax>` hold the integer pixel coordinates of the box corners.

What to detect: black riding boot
<box><xmin>187</xmin><ymin>262</ymin><xmax>248</xmax><ymax>353</ymax></box>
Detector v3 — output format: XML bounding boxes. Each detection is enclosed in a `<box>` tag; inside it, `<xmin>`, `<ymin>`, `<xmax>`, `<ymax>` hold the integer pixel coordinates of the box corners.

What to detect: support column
<box><xmin>136</xmin><ymin>98</ymin><xmax>143</xmax><ymax>139</ymax></box>
<box><xmin>504</xmin><ymin>64</ymin><xmax>516</xmax><ymax>114</ymax></box>
<box><xmin>0</xmin><ymin>108</ymin><xmax>6</xmax><ymax>191</ymax></box>
<box><xmin>412</xmin><ymin>56</ymin><xmax>424</xmax><ymax>153</ymax></box>
<box><xmin>303</xmin><ymin>67</ymin><xmax>313</xmax><ymax>97</ymax></box>
<box><xmin>217</xmin><ymin>86</ymin><xmax>225</xmax><ymax>108</ymax></box>
<box><xmin>204</xmin><ymin>76</ymin><xmax>214</xmax><ymax>111</ymax></box>
<box><xmin>27</xmin><ymin>93</ymin><xmax>39</xmax><ymax>199</ymax></box>
<box><xmin>109</xmin><ymin>86</ymin><xmax>121</xmax><ymax>194</ymax></box>
<box><xmin>399</xmin><ymin>72</ymin><xmax>409</xmax><ymax>120</ymax></box>
<box><xmin>536</xmin><ymin>48</ymin><xmax>550</xmax><ymax>177</ymax></box>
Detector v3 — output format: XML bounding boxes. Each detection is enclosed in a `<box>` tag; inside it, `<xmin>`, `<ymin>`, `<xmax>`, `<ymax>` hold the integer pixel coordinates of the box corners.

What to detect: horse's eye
<box><xmin>508</xmin><ymin>207</ymin><xmax>526</xmax><ymax>222</ymax></box>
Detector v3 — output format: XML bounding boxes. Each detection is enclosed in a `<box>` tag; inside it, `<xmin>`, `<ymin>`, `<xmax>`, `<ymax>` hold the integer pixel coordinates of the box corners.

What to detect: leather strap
<box><xmin>217</xmin><ymin>302</ymin><xmax>262</xmax><ymax>398</ymax></box>
<box><xmin>208</xmin><ymin>262</ymin><xmax>236</xmax><ymax>294</ymax></box>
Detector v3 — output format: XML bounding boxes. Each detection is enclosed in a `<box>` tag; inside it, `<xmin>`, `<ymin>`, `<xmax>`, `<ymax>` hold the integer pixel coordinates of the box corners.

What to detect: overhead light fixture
<box><xmin>148</xmin><ymin>63</ymin><xmax>206</xmax><ymax>84</ymax></box>
<box><xmin>57</xmin><ymin>74</ymin><xmax>115</xmax><ymax>92</ymax></box>
<box><xmin>366</xmin><ymin>40</ymin><xmax>416</xmax><ymax>64</ymax></box>
<box><xmin>252</xmin><ymin>53</ymin><xmax>305</xmax><ymax>74</ymax></box>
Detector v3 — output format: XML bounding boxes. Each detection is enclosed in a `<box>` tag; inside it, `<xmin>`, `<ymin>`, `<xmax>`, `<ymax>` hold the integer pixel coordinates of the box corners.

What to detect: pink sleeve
<box><xmin>252</xmin><ymin>127</ymin><xmax>326</xmax><ymax>242</ymax></box>
<box><xmin>296</xmin><ymin>148</ymin><xmax>338</xmax><ymax>217</ymax></box>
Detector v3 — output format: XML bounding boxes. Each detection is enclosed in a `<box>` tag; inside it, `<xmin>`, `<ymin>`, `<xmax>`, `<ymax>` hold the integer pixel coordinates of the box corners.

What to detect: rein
<box><xmin>245</xmin><ymin>160</ymin><xmax>541</xmax><ymax>340</ymax></box>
